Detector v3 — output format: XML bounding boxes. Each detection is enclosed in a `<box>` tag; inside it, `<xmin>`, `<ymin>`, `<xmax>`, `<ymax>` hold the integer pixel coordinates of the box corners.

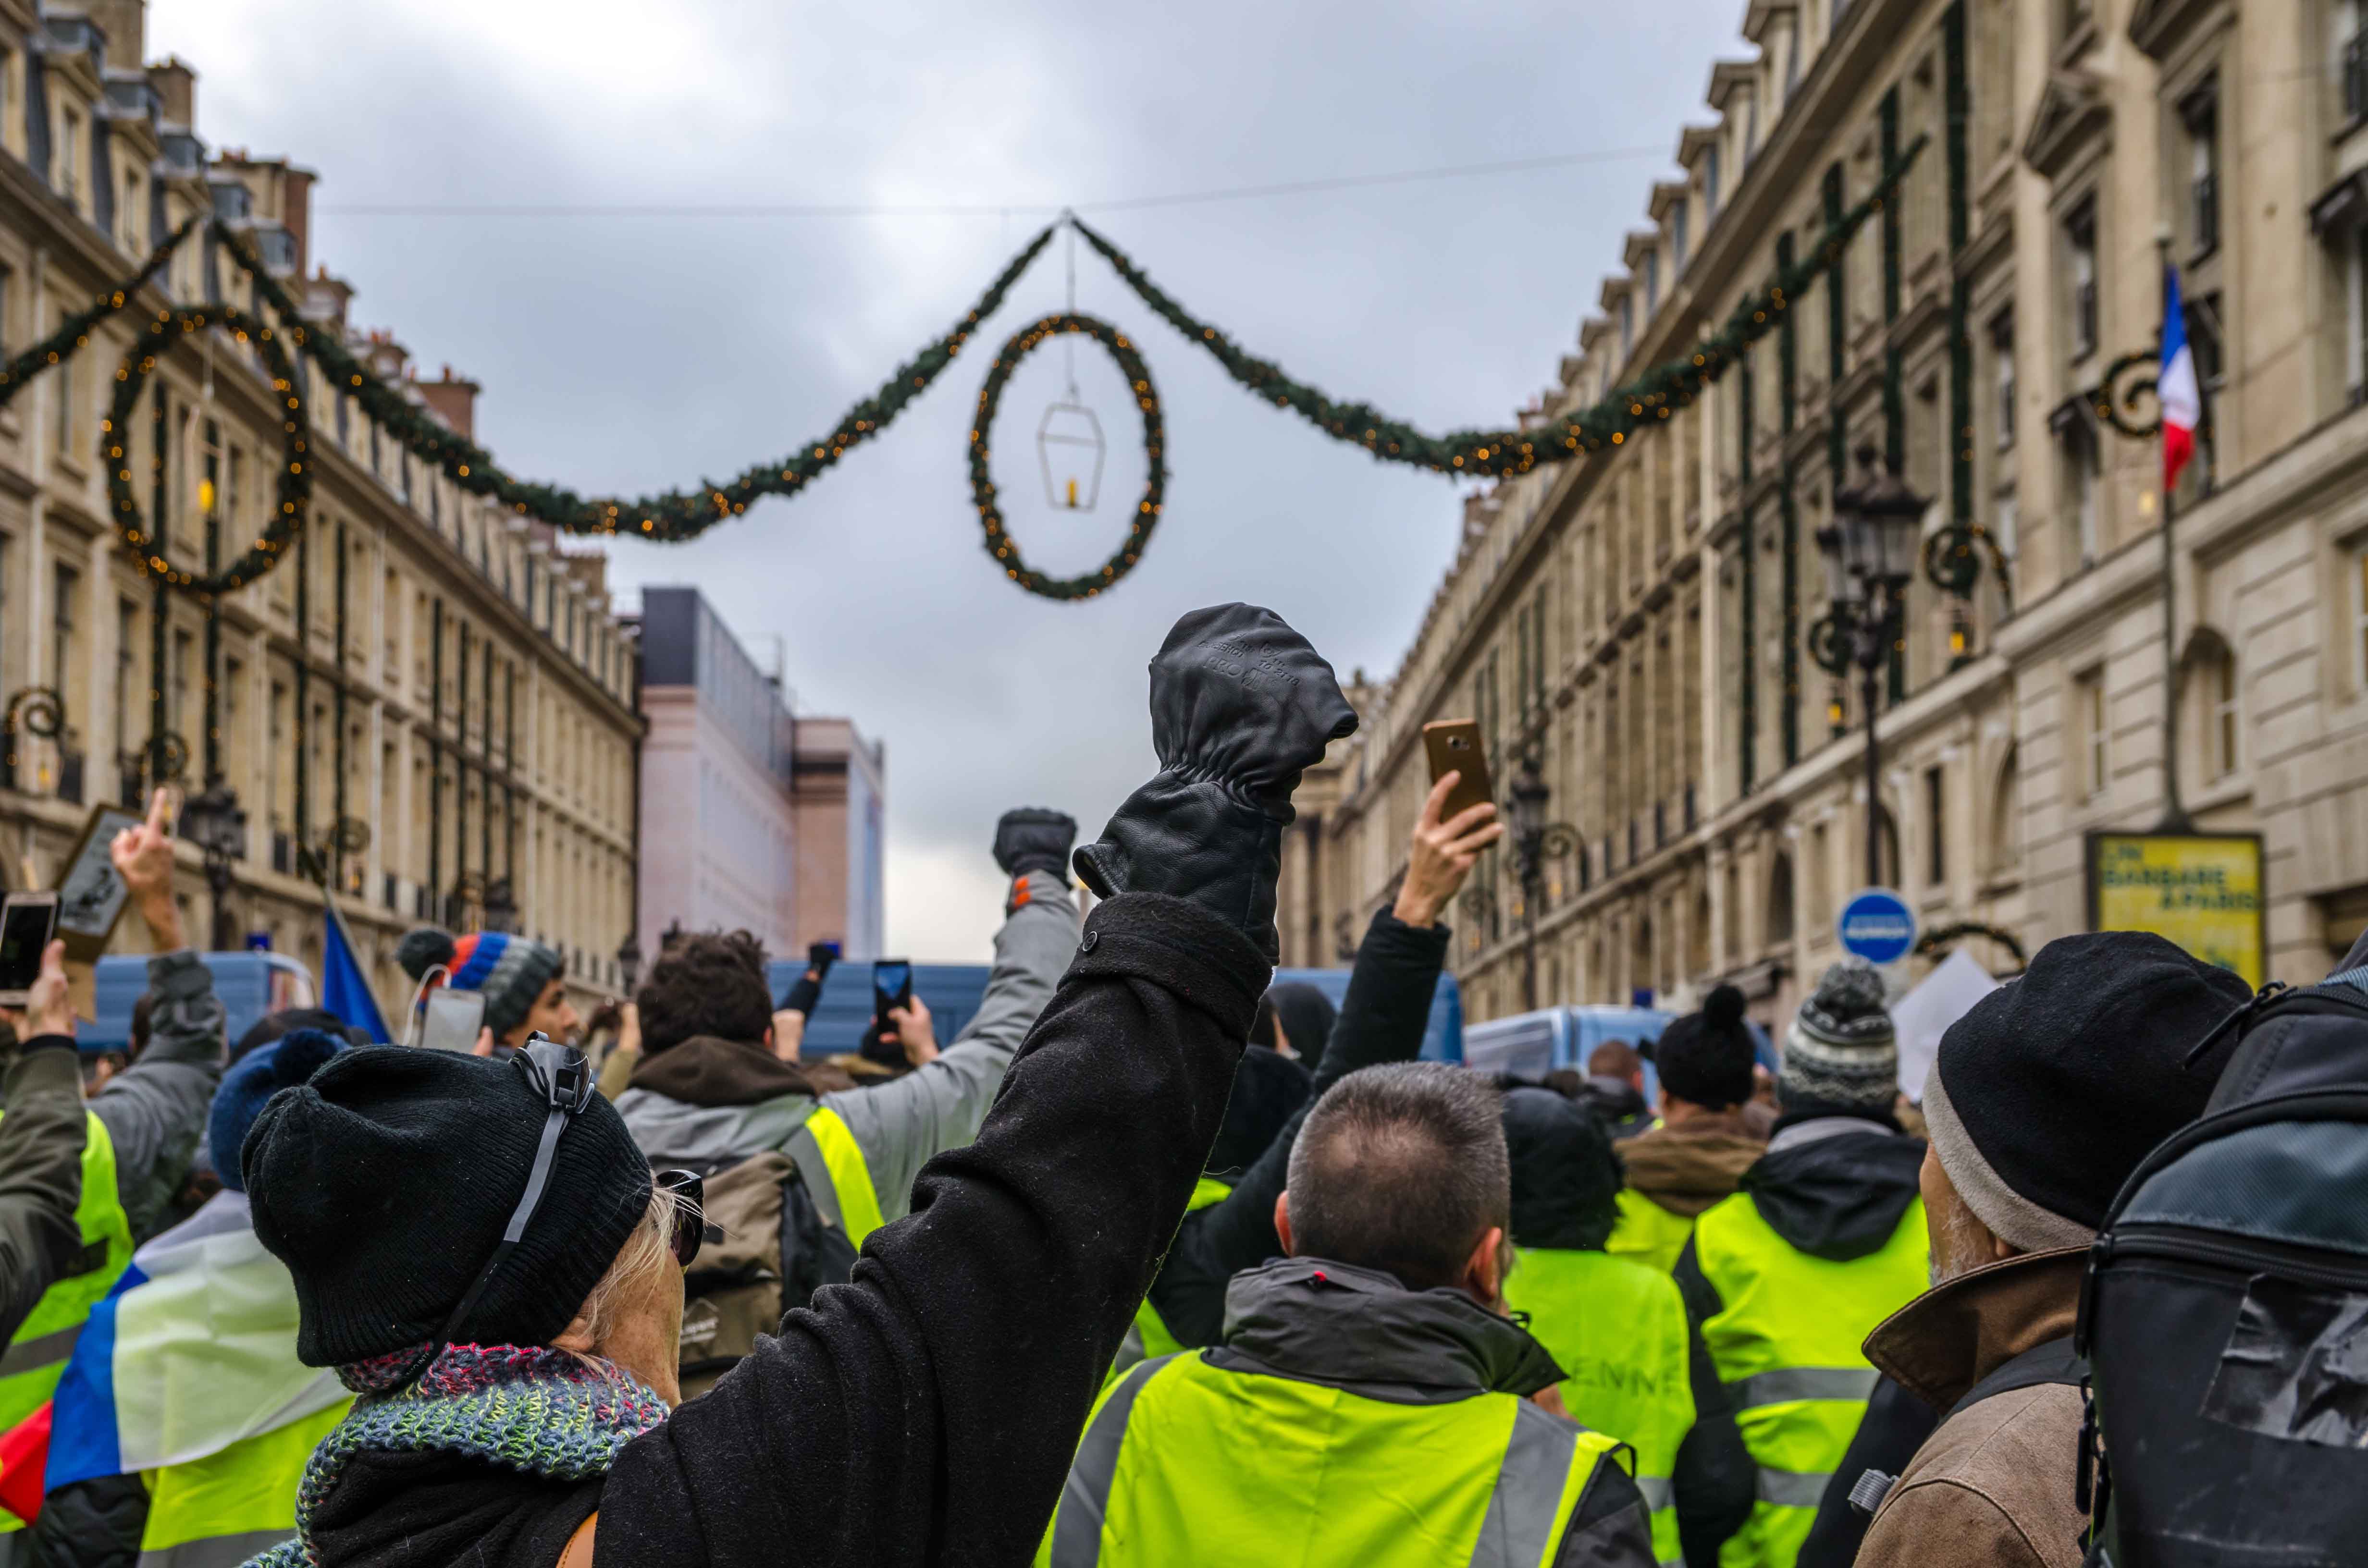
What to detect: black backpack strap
<box><xmin>1947</xmin><ymin>1334</ymin><xmax>2087</xmax><ymax>1422</ymax></box>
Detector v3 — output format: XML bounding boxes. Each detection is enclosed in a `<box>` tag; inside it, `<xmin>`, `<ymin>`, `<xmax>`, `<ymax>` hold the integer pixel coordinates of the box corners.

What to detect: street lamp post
<box><xmin>1813</xmin><ymin>446</ymin><xmax>1932</xmax><ymax>889</ymax></box>
<box><xmin>483</xmin><ymin>877</ymin><xmax>518</xmax><ymax>937</ymax></box>
<box><xmin>1468</xmin><ymin>750</ymin><xmax>1580</xmax><ymax>1013</ymax></box>
<box><xmin>616</xmin><ymin>934</ymin><xmax>643</xmax><ymax>997</ymax></box>
<box><xmin>179</xmin><ymin>782</ymin><xmax>247</xmax><ymax>953</ymax></box>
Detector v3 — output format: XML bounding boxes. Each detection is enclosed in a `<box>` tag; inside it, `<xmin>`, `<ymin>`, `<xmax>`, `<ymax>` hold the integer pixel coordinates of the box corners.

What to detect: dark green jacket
<box><xmin>0</xmin><ymin>1039</ymin><xmax>90</xmax><ymax>1346</ymax></box>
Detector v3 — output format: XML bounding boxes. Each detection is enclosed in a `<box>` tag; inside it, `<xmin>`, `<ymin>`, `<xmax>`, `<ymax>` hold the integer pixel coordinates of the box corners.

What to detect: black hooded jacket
<box><xmin>1665</xmin><ymin>1114</ymin><xmax>1926</xmax><ymax>1568</ymax></box>
<box><xmin>1142</xmin><ymin>906</ymin><xmax>1449</xmax><ymax>1352</ymax></box>
<box><xmin>276</xmin><ymin>893</ymin><xmax>1266</xmax><ymax>1568</ymax></box>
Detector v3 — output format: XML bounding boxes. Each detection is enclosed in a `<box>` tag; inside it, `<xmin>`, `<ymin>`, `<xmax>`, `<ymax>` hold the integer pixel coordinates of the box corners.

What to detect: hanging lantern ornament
<box><xmin>1037</xmin><ymin>223</ymin><xmax>1106</xmax><ymax>512</ymax></box>
<box><xmin>1037</xmin><ymin>393</ymin><xmax>1104</xmax><ymax>511</ymax></box>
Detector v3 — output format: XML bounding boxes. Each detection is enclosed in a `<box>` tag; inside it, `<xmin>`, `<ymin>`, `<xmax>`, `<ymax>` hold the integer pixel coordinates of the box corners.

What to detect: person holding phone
<box><xmin>395</xmin><ymin>927</ymin><xmax>579</xmax><ymax>1057</ymax></box>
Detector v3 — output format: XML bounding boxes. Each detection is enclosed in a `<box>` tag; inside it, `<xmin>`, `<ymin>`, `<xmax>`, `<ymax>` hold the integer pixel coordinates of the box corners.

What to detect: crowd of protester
<box><xmin>0</xmin><ymin>601</ymin><xmax>2349</xmax><ymax>1566</ymax></box>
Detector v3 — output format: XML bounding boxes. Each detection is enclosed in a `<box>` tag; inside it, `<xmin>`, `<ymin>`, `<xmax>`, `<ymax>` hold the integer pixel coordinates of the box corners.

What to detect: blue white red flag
<box><xmin>2161</xmin><ymin>264</ymin><xmax>2201</xmax><ymax>490</ymax></box>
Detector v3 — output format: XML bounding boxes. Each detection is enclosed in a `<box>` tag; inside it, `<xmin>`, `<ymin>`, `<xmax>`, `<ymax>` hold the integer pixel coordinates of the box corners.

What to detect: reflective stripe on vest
<box><xmin>136</xmin><ymin>1398</ymin><xmax>347</xmax><ymax>1568</ymax></box>
<box><xmin>1604</xmin><ymin>1188</ymin><xmax>1699</xmax><ymax>1276</ymax></box>
<box><xmin>1104</xmin><ymin>1179</ymin><xmax>1234</xmax><ymax>1389</ymax></box>
<box><xmin>0</xmin><ymin>1112</ymin><xmax>131</xmax><ymax>1427</ymax></box>
<box><xmin>785</xmin><ymin>1106</ymin><xmax>886</xmax><ymax>1246</ymax></box>
<box><xmin>1692</xmin><ymin>1187</ymin><xmax>1928</xmax><ymax>1568</ymax></box>
<box><xmin>1040</xmin><ymin>1350</ymin><xmax>1627</xmax><ymax>1568</ymax></box>
<box><xmin>1503</xmin><ymin>1247</ymin><xmax>1693</xmax><ymax>1567</ymax></box>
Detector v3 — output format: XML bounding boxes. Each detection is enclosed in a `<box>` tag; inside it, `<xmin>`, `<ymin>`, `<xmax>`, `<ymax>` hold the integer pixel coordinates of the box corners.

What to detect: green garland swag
<box><xmin>0</xmin><ymin>133</ymin><xmax>1923</xmax><ymax>604</ymax></box>
<box><xmin>1069</xmin><ymin>135</ymin><xmax>1926</xmax><ymax>481</ymax></box>
<box><xmin>969</xmin><ymin>313</ymin><xmax>1166</xmax><ymax>600</ymax></box>
<box><xmin>102</xmin><ymin>303</ymin><xmax>310</xmax><ymax>595</ymax></box>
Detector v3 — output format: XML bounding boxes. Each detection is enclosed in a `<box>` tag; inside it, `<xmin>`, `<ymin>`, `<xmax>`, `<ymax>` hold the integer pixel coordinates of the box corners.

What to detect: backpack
<box><xmin>2073</xmin><ymin>972</ymin><xmax>2368</xmax><ymax>1567</ymax></box>
<box><xmin>675</xmin><ymin>1152</ymin><xmax>857</xmax><ymax>1398</ymax></box>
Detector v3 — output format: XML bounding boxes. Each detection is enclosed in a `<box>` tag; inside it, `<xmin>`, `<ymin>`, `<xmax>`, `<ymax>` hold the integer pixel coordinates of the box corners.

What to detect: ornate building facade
<box><xmin>1284</xmin><ymin>0</ymin><xmax>2368</xmax><ymax>1028</ymax></box>
<box><xmin>0</xmin><ymin>0</ymin><xmax>641</xmax><ymax>1017</ymax></box>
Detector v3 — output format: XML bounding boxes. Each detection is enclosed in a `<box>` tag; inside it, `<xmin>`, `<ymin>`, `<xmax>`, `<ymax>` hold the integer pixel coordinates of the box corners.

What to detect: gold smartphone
<box><xmin>1422</xmin><ymin>720</ymin><xmax>1495</xmax><ymax>823</ymax></box>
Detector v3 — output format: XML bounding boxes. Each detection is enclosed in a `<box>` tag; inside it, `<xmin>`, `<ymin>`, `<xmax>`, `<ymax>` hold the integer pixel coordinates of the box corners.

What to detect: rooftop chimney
<box><xmin>416</xmin><ymin>366</ymin><xmax>481</xmax><ymax>440</ymax></box>
<box><xmin>86</xmin><ymin>0</ymin><xmax>144</xmax><ymax>68</ymax></box>
<box><xmin>148</xmin><ymin>57</ymin><xmax>194</xmax><ymax>125</ymax></box>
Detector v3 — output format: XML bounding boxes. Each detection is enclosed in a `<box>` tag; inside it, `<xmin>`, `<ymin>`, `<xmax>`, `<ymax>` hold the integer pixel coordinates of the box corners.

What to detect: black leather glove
<box><xmin>779</xmin><ymin>943</ymin><xmax>838</xmax><ymax>1015</ymax></box>
<box><xmin>994</xmin><ymin>808</ymin><xmax>1077</xmax><ymax>883</ymax></box>
<box><xmin>1073</xmin><ymin>604</ymin><xmax>1357</xmax><ymax>962</ymax></box>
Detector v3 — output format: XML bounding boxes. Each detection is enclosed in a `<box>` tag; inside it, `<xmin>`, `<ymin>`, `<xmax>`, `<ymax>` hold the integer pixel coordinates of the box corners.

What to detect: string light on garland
<box><xmin>0</xmin><ymin>135</ymin><xmax>1925</xmax><ymax>606</ymax></box>
<box><xmin>971</xmin><ymin>313</ymin><xmax>1165</xmax><ymax>600</ymax></box>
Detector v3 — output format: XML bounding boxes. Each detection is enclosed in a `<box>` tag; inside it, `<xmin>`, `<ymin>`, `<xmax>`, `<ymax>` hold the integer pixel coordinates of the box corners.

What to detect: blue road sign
<box><xmin>1837</xmin><ymin>887</ymin><xmax>1918</xmax><ymax>966</ymax></box>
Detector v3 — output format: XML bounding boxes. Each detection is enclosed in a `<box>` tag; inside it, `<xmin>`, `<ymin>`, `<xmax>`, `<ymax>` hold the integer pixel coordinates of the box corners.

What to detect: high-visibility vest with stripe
<box><xmin>1606</xmin><ymin>1188</ymin><xmax>1700</xmax><ymax>1275</ymax></box>
<box><xmin>1691</xmin><ymin>1188</ymin><xmax>1927</xmax><ymax>1568</ymax></box>
<box><xmin>1037</xmin><ymin>1349</ymin><xmax>1632</xmax><ymax>1568</ymax></box>
<box><xmin>1103</xmin><ymin>1177</ymin><xmax>1233</xmax><ymax>1388</ymax></box>
<box><xmin>785</xmin><ymin>1105</ymin><xmax>886</xmax><ymax>1246</ymax></box>
<box><xmin>135</xmin><ymin>1397</ymin><xmax>349</xmax><ymax>1568</ymax></box>
<box><xmin>1503</xmin><ymin>1247</ymin><xmax>1693</xmax><ymax>1567</ymax></box>
<box><xmin>0</xmin><ymin>1112</ymin><xmax>133</xmax><ymax>1431</ymax></box>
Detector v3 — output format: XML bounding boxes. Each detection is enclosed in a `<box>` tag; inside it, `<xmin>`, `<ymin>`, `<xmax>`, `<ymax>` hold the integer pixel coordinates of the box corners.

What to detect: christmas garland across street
<box><xmin>0</xmin><ymin>134</ymin><xmax>1923</xmax><ymax>603</ymax></box>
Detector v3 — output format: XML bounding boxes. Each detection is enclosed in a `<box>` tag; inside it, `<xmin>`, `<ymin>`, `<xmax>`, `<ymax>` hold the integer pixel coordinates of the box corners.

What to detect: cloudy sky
<box><xmin>150</xmin><ymin>0</ymin><xmax>1751</xmax><ymax>959</ymax></box>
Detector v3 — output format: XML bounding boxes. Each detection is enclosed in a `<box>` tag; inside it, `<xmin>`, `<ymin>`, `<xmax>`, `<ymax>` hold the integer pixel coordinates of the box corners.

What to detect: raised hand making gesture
<box><xmin>1392</xmin><ymin>771</ymin><xmax>1505</xmax><ymax>930</ymax></box>
<box><xmin>111</xmin><ymin>787</ymin><xmax>185</xmax><ymax>951</ymax></box>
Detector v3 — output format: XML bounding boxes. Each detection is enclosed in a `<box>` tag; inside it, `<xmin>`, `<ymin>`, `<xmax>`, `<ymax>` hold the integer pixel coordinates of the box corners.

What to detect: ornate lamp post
<box><xmin>616</xmin><ymin>933</ymin><xmax>643</xmax><ymax>997</ymax></box>
<box><xmin>1813</xmin><ymin>446</ymin><xmax>1931</xmax><ymax>889</ymax></box>
<box><xmin>482</xmin><ymin>877</ymin><xmax>519</xmax><ymax>937</ymax></box>
<box><xmin>1462</xmin><ymin>749</ymin><xmax>1580</xmax><ymax>1013</ymax></box>
<box><xmin>179</xmin><ymin>782</ymin><xmax>247</xmax><ymax>953</ymax></box>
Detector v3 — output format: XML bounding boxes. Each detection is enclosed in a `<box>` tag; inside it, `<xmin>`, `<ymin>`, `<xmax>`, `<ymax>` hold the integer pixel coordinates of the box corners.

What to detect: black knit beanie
<box><xmin>1781</xmin><ymin>958</ymin><xmax>1899</xmax><ymax>1117</ymax></box>
<box><xmin>1504</xmin><ymin>1087</ymin><xmax>1623</xmax><ymax>1251</ymax></box>
<box><xmin>1206</xmin><ymin>1045</ymin><xmax>1313</xmax><ymax>1176</ymax></box>
<box><xmin>1923</xmin><ymin>930</ymin><xmax>2251</xmax><ymax>1252</ymax></box>
<box><xmin>242</xmin><ymin>1044</ymin><xmax>654</xmax><ymax>1368</ymax></box>
<box><xmin>1250</xmin><ymin>982</ymin><xmax>1338</xmax><ymax>1059</ymax></box>
<box><xmin>1650</xmin><ymin>984</ymin><xmax>1757</xmax><ymax>1110</ymax></box>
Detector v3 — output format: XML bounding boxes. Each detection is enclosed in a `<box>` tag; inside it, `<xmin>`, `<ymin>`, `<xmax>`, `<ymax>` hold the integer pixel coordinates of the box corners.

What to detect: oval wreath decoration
<box><xmin>968</xmin><ymin>312</ymin><xmax>1166</xmax><ymax>601</ymax></box>
<box><xmin>104</xmin><ymin>304</ymin><xmax>312</xmax><ymax>597</ymax></box>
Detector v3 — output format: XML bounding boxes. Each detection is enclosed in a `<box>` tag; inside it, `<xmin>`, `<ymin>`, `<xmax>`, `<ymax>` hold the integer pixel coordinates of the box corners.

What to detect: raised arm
<box><xmin>0</xmin><ymin>942</ymin><xmax>90</xmax><ymax>1344</ymax></box>
<box><xmin>822</xmin><ymin>811</ymin><xmax>1080</xmax><ymax>1221</ymax></box>
<box><xmin>600</xmin><ymin>603</ymin><xmax>1355</xmax><ymax>1568</ymax></box>
<box><xmin>1158</xmin><ymin>771</ymin><xmax>1494</xmax><ymax>1339</ymax></box>
<box><xmin>87</xmin><ymin>791</ymin><xmax>223</xmax><ymax>1238</ymax></box>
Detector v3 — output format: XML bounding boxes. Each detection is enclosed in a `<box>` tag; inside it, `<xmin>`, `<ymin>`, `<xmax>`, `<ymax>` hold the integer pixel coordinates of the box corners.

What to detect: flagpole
<box><xmin>2156</xmin><ymin>230</ymin><xmax>2193</xmax><ymax>833</ymax></box>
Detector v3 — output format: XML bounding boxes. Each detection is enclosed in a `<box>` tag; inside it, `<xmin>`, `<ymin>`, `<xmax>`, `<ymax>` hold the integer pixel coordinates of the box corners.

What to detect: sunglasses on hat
<box><xmin>652</xmin><ymin>1168</ymin><xmax>719</xmax><ymax>1269</ymax></box>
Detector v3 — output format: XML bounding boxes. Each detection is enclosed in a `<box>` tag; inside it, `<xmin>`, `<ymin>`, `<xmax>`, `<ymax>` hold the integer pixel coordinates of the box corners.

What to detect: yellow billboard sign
<box><xmin>2086</xmin><ymin>832</ymin><xmax>2265</xmax><ymax>989</ymax></box>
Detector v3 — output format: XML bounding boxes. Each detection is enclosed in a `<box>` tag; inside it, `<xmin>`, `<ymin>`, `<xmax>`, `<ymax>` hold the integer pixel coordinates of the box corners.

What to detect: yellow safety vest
<box><xmin>1040</xmin><ymin>1350</ymin><xmax>1631</xmax><ymax>1568</ymax></box>
<box><xmin>1606</xmin><ymin>1188</ymin><xmax>1701</xmax><ymax>1275</ymax></box>
<box><xmin>1504</xmin><ymin>1247</ymin><xmax>1693</xmax><ymax>1567</ymax></box>
<box><xmin>1103</xmin><ymin>1176</ymin><xmax>1233</xmax><ymax>1389</ymax></box>
<box><xmin>0</xmin><ymin>1110</ymin><xmax>134</xmax><ymax>1533</ymax></box>
<box><xmin>136</xmin><ymin>1399</ymin><xmax>349</xmax><ymax>1568</ymax></box>
<box><xmin>788</xmin><ymin>1105</ymin><xmax>886</xmax><ymax>1245</ymax></box>
<box><xmin>1692</xmin><ymin>1188</ymin><xmax>1928</xmax><ymax>1568</ymax></box>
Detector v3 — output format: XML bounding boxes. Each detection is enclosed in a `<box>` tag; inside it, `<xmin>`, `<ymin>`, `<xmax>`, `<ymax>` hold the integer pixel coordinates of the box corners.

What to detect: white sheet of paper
<box><xmin>1891</xmin><ymin>948</ymin><xmax>2002</xmax><ymax>1102</ymax></box>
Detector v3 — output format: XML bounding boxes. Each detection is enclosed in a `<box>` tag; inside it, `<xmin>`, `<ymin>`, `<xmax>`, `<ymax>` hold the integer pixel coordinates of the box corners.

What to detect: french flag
<box><xmin>2161</xmin><ymin>264</ymin><xmax>2201</xmax><ymax>491</ymax></box>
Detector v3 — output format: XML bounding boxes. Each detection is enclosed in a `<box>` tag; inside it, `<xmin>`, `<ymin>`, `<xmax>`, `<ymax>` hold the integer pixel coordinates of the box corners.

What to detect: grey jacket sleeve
<box><xmin>0</xmin><ymin>1041</ymin><xmax>89</xmax><ymax>1344</ymax></box>
<box><xmin>820</xmin><ymin>876</ymin><xmax>1077</xmax><ymax>1222</ymax></box>
<box><xmin>88</xmin><ymin>950</ymin><xmax>224</xmax><ymax>1238</ymax></box>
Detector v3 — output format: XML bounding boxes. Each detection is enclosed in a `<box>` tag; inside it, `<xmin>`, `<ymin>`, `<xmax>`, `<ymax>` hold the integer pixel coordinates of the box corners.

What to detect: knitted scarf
<box><xmin>241</xmin><ymin>1343</ymin><xmax>670</xmax><ymax>1568</ymax></box>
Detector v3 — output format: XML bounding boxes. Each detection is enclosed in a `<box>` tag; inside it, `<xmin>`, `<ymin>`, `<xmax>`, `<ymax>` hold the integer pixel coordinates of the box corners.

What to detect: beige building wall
<box><xmin>1284</xmin><ymin>0</ymin><xmax>2368</xmax><ymax>1029</ymax></box>
<box><xmin>0</xmin><ymin>0</ymin><xmax>640</xmax><ymax>1024</ymax></box>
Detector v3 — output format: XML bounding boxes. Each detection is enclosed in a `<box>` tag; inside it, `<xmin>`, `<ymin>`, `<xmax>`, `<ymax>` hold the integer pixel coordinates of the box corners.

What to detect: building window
<box><xmin>1673</xmin><ymin>201</ymin><xmax>1690</xmax><ymax>269</ymax></box>
<box><xmin>113</xmin><ymin>598</ymin><xmax>135</xmax><ymax>764</ymax></box>
<box><xmin>1785</xmin><ymin>22</ymin><xmax>1802</xmax><ymax>92</ymax></box>
<box><xmin>1744</xmin><ymin>95</ymin><xmax>1760</xmax><ymax>161</ymax></box>
<box><xmin>1619</xmin><ymin>294</ymin><xmax>1634</xmax><ymax>358</ymax></box>
<box><xmin>2345</xmin><ymin>223</ymin><xmax>2368</xmax><ymax>407</ymax></box>
<box><xmin>2074</xmin><ymin>667</ymin><xmax>2108</xmax><ymax>800</ymax></box>
<box><xmin>120</xmin><ymin>170</ymin><xmax>142</xmax><ymax>254</ymax></box>
<box><xmin>50</xmin><ymin>566</ymin><xmax>76</xmax><ymax>704</ymax></box>
<box><xmin>1991</xmin><ymin>310</ymin><xmax>2016</xmax><ymax>447</ymax></box>
<box><xmin>2343</xmin><ymin>0</ymin><xmax>2368</xmax><ymax>124</ymax></box>
<box><xmin>2353</xmin><ymin>543</ymin><xmax>2368</xmax><ymax>690</ymax></box>
<box><xmin>1925</xmin><ymin>765</ymin><xmax>1947</xmax><ymax>885</ymax></box>
<box><xmin>1994</xmin><ymin>491</ymin><xmax>2019</xmax><ymax>562</ymax></box>
<box><xmin>1644</xmin><ymin>250</ymin><xmax>1661</xmax><ymax>313</ymax></box>
<box><xmin>1704</xmin><ymin>145</ymin><xmax>1722</xmax><ymax>214</ymax></box>
<box><xmin>2208</xmin><ymin>648</ymin><xmax>2240</xmax><ymax>780</ymax></box>
<box><xmin>2071</xmin><ymin>421</ymin><xmax>2100</xmax><ymax>566</ymax></box>
<box><xmin>53</xmin><ymin>345</ymin><xmax>74</xmax><ymax>458</ymax></box>
<box><xmin>2065</xmin><ymin>200</ymin><xmax>2099</xmax><ymax>360</ymax></box>
<box><xmin>57</xmin><ymin>110</ymin><xmax>79</xmax><ymax>203</ymax></box>
<box><xmin>2183</xmin><ymin>81</ymin><xmax>2219</xmax><ymax>260</ymax></box>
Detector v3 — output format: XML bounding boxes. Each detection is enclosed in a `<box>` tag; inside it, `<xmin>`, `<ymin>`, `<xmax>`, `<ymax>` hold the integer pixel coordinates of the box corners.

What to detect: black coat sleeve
<box><xmin>1146</xmin><ymin>907</ymin><xmax>1449</xmax><ymax>1349</ymax></box>
<box><xmin>598</xmin><ymin>892</ymin><xmax>1264</xmax><ymax>1568</ymax></box>
<box><xmin>1793</xmin><ymin>1375</ymin><xmax>1938</xmax><ymax>1568</ymax></box>
<box><xmin>1671</xmin><ymin>1237</ymin><xmax>1756</xmax><ymax>1568</ymax></box>
<box><xmin>0</xmin><ymin>1041</ymin><xmax>89</xmax><ymax>1346</ymax></box>
<box><xmin>1556</xmin><ymin>1457</ymin><xmax>1656</xmax><ymax>1567</ymax></box>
